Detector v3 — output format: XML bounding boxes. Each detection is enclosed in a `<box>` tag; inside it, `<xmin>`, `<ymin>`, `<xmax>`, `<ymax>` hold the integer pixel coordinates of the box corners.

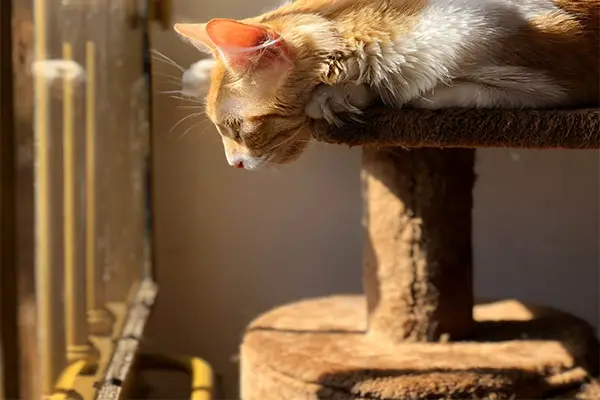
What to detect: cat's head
<box><xmin>175</xmin><ymin>16</ymin><xmax>332</xmax><ymax>170</ymax></box>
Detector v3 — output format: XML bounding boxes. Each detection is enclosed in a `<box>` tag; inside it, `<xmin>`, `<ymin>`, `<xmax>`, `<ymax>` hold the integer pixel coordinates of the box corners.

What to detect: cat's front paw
<box><xmin>305</xmin><ymin>83</ymin><xmax>374</xmax><ymax>126</ymax></box>
<box><xmin>305</xmin><ymin>85</ymin><xmax>333</xmax><ymax>122</ymax></box>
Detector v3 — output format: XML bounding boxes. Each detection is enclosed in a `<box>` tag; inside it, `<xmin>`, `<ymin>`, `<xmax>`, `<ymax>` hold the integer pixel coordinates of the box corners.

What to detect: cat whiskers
<box><xmin>154</xmin><ymin>80</ymin><xmax>183</xmax><ymax>89</ymax></box>
<box><xmin>170</xmin><ymin>111</ymin><xmax>205</xmax><ymax>134</ymax></box>
<box><xmin>150</xmin><ymin>52</ymin><xmax>210</xmax><ymax>139</ymax></box>
<box><xmin>150</xmin><ymin>50</ymin><xmax>203</xmax><ymax>99</ymax></box>
<box><xmin>169</xmin><ymin>95</ymin><xmax>205</xmax><ymax>104</ymax></box>
<box><xmin>262</xmin><ymin>122</ymin><xmax>308</xmax><ymax>165</ymax></box>
<box><xmin>153</xmin><ymin>72</ymin><xmax>185</xmax><ymax>93</ymax></box>
<box><xmin>177</xmin><ymin>105</ymin><xmax>205</xmax><ymax>109</ymax></box>
<box><xmin>150</xmin><ymin>49</ymin><xmax>184</xmax><ymax>72</ymax></box>
<box><xmin>152</xmin><ymin>72</ymin><xmax>181</xmax><ymax>82</ymax></box>
<box><xmin>259</xmin><ymin>136</ymin><xmax>312</xmax><ymax>172</ymax></box>
<box><xmin>178</xmin><ymin>117</ymin><xmax>211</xmax><ymax>140</ymax></box>
<box><xmin>164</xmin><ymin>92</ymin><xmax>206</xmax><ymax>107</ymax></box>
<box><xmin>160</xmin><ymin>90</ymin><xmax>194</xmax><ymax>96</ymax></box>
<box><xmin>264</xmin><ymin>122</ymin><xmax>306</xmax><ymax>155</ymax></box>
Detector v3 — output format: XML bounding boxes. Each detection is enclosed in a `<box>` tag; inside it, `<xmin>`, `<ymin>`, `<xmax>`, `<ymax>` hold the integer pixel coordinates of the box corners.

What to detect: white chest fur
<box><xmin>304</xmin><ymin>0</ymin><xmax>569</xmax><ymax>122</ymax></box>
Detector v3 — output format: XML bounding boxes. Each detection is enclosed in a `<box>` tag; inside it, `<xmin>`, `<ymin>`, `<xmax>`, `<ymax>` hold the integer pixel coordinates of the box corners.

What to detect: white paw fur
<box><xmin>304</xmin><ymin>83</ymin><xmax>375</xmax><ymax>125</ymax></box>
<box><xmin>181</xmin><ymin>58</ymin><xmax>215</xmax><ymax>97</ymax></box>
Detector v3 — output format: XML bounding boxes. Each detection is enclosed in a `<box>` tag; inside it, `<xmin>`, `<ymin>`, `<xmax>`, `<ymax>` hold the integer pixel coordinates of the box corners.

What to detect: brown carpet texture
<box><xmin>243</xmin><ymin>107</ymin><xmax>600</xmax><ymax>399</ymax></box>
<box><xmin>310</xmin><ymin>108</ymin><xmax>600</xmax><ymax>149</ymax></box>
<box><xmin>240</xmin><ymin>297</ymin><xmax>599</xmax><ymax>400</ymax></box>
<box><xmin>361</xmin><ymin>148</ymin><xmax>475</xmax><ymax>343</ymax></box>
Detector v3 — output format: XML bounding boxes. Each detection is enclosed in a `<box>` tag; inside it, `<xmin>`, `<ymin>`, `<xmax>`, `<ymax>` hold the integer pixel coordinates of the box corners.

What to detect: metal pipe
<box><xmin>85</xmin><ymin>40</ymin><xmax>115</xmax><ymax>336</ymax></box>
<box><xmin>33</xmin><ymin>0</ymin><xmax>66</xmax><ymax>392</ymax></box>
<box><xmin>63</xmin><ymin>41</ymin><xmax>95</xmax><ymax>363</ymax></box>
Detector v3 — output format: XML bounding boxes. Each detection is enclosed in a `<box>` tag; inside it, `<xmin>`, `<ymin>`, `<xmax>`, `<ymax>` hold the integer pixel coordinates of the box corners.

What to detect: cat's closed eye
<box><xmin>231</xmin><ymin>120</ymin><xmax>244</xmax><ymax>141</ymax></box>
<box><xmin>217</xmin><ymin>123</ymin><xmax>241</xmax><ymax>141</ymax></box>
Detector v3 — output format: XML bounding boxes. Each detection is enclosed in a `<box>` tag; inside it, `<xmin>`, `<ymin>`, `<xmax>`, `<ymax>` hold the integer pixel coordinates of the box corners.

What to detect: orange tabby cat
<box><xmin>174</xmin><ymin>0</ymin><xmax>599</xmax><ymax>170</ymax></box>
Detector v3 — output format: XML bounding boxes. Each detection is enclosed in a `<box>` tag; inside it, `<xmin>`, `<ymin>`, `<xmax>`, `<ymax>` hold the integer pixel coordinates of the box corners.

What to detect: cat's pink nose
<box><xmin>227</xmin><ymin>153</ymin><xmax>245</xmax><ymax>169</ymax></box>
<box><xmin>227</xmin><ymin>153</ymin><xmax>248</xmax><ymax>169</ymax></box>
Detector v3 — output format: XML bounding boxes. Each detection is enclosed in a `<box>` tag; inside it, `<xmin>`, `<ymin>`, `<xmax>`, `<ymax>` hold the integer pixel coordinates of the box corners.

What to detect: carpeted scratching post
<box><xmin>361</xmin><ymin>147</ymin><xmax>474</xmax><ymax>344</ymax></box>
<box><xmin>240</xmin><ymin>109</ymin><xmax>600</xmax><ymax>399</ymax></box>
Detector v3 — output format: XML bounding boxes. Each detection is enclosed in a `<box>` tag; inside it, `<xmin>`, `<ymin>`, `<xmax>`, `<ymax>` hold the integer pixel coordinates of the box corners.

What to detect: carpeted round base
<box><xmin>240</xmin><ymin>296</ymin><xmax>598</xmax><ymax>399</ymax></box>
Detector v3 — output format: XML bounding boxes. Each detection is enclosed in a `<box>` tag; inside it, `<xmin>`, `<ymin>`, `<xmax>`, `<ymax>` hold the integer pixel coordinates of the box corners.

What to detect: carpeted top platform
<box><xmin>310</xmin><ymin>108</ymin><xmax>600</xmax><ymax>149</ymax></box>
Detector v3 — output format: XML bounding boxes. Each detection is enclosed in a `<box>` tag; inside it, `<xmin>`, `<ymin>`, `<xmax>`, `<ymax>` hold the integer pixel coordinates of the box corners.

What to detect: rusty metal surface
<box><xmin>96</xmin><ymin>279</ymin><xmax>159</xmax><ymax>400</ymax></box>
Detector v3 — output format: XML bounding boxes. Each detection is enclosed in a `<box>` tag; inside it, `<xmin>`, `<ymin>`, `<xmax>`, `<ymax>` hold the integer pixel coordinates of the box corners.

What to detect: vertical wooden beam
<box><xmin>0</xmin><ymin>0</ymin><xmax>20</xmax><ymax>397</ymax></box>
<box><xmin>12</xmin><ymin>1</ymin><xmax>39</xmax><ymax>397</ymax></box>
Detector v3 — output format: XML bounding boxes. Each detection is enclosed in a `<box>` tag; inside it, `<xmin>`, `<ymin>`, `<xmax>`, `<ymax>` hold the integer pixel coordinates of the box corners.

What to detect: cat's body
<box><xmin>175</xmin><ymin>0</ymin><xmax>598</xmax><ymax>169</ymax></box>
<box><xmin>301</xmin><ymin>0</ymin><xmax>598</xmax><ymax>118</ymax></box>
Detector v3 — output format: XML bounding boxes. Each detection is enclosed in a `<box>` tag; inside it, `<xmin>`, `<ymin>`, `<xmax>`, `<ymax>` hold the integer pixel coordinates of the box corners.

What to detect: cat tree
<box><xmin>240</xmin><ymin>107</ymin><xmax>600</xmax><ymax>399</ymax></box>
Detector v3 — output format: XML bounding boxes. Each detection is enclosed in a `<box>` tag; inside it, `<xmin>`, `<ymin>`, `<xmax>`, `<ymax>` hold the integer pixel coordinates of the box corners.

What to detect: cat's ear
<box><xmin>174</xmin><ymin>23</ymin><xmax>215</xmax><ymax>54</ymax></box>
<box><xmin>203</xmin><ymin>18</ymin><xmax>292</xmax><ymax>72</ymax></box>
